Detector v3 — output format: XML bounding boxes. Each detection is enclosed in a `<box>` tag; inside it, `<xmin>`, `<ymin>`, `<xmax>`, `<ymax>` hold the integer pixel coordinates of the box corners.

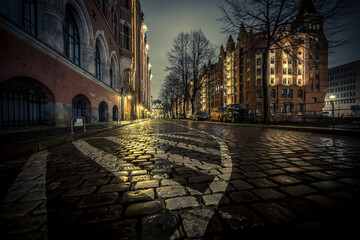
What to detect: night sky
<box><xmin>140</xmin><ymin>0</ymin><xmax>360</xmax><ymax>100</ymax></box>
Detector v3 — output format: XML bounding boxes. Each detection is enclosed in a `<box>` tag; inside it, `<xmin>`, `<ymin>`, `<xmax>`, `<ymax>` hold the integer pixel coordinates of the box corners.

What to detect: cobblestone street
<box><xmin>1</xmin><ymin>119</ymin><xmax>360</xmax><ymax>239</ymax></box>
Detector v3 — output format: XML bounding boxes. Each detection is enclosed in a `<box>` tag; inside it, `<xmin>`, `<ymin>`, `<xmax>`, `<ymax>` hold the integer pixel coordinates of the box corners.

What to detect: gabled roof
<box><xmin>296</xmin><ymin>0</ymin><xmax>318</xmax><ymax>22</ymax></box>
<box><xmin>227</xmin><ymin>35</ymin><xmax>234</xmax><ymax>43</ymax></box>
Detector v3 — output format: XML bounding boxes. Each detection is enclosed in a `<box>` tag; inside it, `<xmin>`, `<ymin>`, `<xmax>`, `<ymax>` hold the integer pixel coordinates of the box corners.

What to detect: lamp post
<box><xmin>329</xmin><ymin>95</ymin><xmax>335</xmax><ymax>124</ymax></box>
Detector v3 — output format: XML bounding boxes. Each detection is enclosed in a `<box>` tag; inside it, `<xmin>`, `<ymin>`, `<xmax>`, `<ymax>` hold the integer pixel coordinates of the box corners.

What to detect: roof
<box><xmin>227</xmin><ymin>35</ymin><xmax>234</xmax><ymax>43</ymax></box>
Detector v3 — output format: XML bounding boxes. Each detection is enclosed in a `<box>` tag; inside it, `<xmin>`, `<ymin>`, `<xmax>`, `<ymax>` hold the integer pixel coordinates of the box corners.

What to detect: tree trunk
<box><xmin>262</xmin><ymin>47</ymin><xmax>270</xmax><ymax>123</ymax></box>
<box><xmin>190</xmin><ymin>99</ymin><xmax>195</xmax><ymax>115</ymax></box>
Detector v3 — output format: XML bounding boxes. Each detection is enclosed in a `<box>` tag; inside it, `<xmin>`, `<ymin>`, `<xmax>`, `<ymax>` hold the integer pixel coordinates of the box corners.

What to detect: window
<box><xmin>288</xmin><ymin>68</ymin><xmax>292</xmax><ymax>75</ymax></box>
<box><xmin>282</xmin><ymin>89</ymin><xmax>287</xmax><ymax>98</ymax></box>
<box><xmin>256</xmin><ymin>68</ymin><xmax>261</xmax><ymax>76</ymax></box>
<box><xmin>311</xmin><ymin>97</ymin><xmax>317</xmax><ymax>103</ymax></box>
<box><xmin>298</xmin><ymin>69</ymin><xmax>302</xmax><ymax>75</ymax></box>
<box><xmin>63</xmin><ymin>6</ymin><xmax>80</xmax><ymax>65</ymax></box>
<box><xmin>287</xmin><ymin>89</ymin><xmax>293</xmax><ymax>99</ymax></box>
<box><xmin>271</xmin><ymin>68</ymin><xmax>274</xmax><ymax>75</ymax></box>
<box><xmin>297</xmin><ymin>104</ymin><xmax>303</xmax><ymax>113</ymax></box>
<box><xmin>112</xmin><ymin>7</ymin><xmax>117</xmax><ymax>35</ymax></box>
<box><xmin>271</xmin><ymin>57</ymin><xmax>274</xmax><ymax>64</ymax></box>
<box><xmin>282</xmin><ymin>78</ymin><xmax>286</xmax><ymax>85</ymax></box>
<box><xmin>256</xmin><ymin>78</ymin><xmax>261</xmax><ymax>85</ymax></box>
<box><xmin>298</xmin><ymin>89</ymin><xmax>303</xmax><ymax>98</ymax></box>
<box><xmin>256</xmin><ymin>90</ymin><xmax>262</xmax><ymax>99</ymax></box>
<box><xmin>95</xmin><ymin>41</ymin><xmax>101</xmax><ymax>80</ymax></box>
<box><xmin>283</xmin><ymin>57</ymin><xmax>286</xmax><ymax>63</ymax></box>
<box><xmin>286</xmin><ymin>104</ymin><xmax>293</xmax><ymax>113</ymax></box>
<box><xmin>123</xmin><ymin>26</ymin><xmax>130</xmax><ymax>50</ymax></box>
<box><xmin>270</xmin><ymin>77</ymin><xmax>274</xmax><ymax>84</ymax></box>
<box><xmin>256</xmin><ymin>58</ymin><xmax>261</xmax><ymax>65</ymax></box>
<box><xmin>270</xmin><ymin>103</ymin><xmax>275</xmax><ymax>113</ymax></box>
<box><xmin>110</xmin><ymin>65</ymin><xmax>113</xmax><ymax>88</ymax></box>
<box><xmin>124</xmin><ymin>0</ymin><xmax>130</xmax><ymax>10</ymax></box>
<box><xmin>270</xmin><ymin>89</ymin><xmax>275</xmax><ymax>98</ymax></box>
<box><xmin>288</xmin><ymin>58</ymin><xmax>292</xmax><ymax>64</ymax></box>
<box><xmin>22</xmin><ymin>0</ymin><xmax>37</xmax><ymax>35</ymax></box>
<box><xmin>283</xmin><ymin>68</ymin><xmax>287</xmax><ymax>74</ymax></box>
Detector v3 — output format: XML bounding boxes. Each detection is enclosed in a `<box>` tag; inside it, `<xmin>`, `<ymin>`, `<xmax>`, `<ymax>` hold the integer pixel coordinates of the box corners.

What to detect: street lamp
<box><xmin>329</xmin><ymin>95</ymin><xmax>335</xmax><ymax>124</ymax></box>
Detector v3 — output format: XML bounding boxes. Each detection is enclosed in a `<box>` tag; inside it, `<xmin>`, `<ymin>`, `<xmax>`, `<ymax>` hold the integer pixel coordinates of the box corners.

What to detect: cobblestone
<box><xmin>156</xmin><ymin>186</ymin><xmax>187</xmax><ymax>198</ymax></box>
<box><xmin>125</xmin><ymin>201</ymin><xmax>162</xmax><ymax>216</ymax></box>
<box><xmin>165</xmin><ymin>196</ymin><xmax>199</xmax><ymax>210</ymax></box>
<box><xmin>142</xmin><ymin>214</ymin><xmax>180</xmax><ymax>240</ymax></box>
<box><xmin>2</xmin><ymin>119</ymin><xmax>360</xmax><ymax>239</ymax></box>
<box><xmin>121</xmin><ymin>189</ymin><xmax>155</xmax><ymax>203</ymax></box>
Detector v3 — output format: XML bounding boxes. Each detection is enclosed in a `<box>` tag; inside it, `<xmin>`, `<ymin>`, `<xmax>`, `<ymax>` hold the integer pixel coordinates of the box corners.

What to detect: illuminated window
<box><xmin>298</xmin><ymin>78</ymin><xmax>302</xmax><ymax>85</ymax></box>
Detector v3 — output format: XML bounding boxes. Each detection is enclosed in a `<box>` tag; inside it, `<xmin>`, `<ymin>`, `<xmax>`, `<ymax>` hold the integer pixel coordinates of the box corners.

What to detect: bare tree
<box><xmin>160</xmin><ymin>72</ymin><xmax>182</xmax><ymax>117</ymax></box>
<box><xmin>188</xmin><ymin>30</ymin><xmax>216</xmax><ymax>114</ymax></box>
<box><xmin>218</xmin><ymin>0</ymin><xmax>359</xmax><ymax>123</ymax></box>
<box><xmin>166</xmin><ymin>32</ymin><xmax>192</xmax><ymax>115</ymax></box>
<box><xmin>166</xmin><ymin>30</ymin><xmax>215</xmax><ymax>115</ymax></box>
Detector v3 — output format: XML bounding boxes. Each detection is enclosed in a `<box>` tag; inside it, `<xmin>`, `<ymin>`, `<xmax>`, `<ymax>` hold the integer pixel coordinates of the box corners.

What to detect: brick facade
<box><xmin>0</xmin><ymin>0</ymin><xmax>151</xmax><ymax>127</ymax></box>
<box><xmin>196</xmin><ymin>2</ymin><xmax>328</xmax><ymax>122</ymax></box>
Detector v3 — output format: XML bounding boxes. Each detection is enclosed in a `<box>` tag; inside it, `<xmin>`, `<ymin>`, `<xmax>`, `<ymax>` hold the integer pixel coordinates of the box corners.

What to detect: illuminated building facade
<box><xmin>323</xmin><ymin>60</ymin><xmax>360</xmax><ymax>117</ymax></box>
<box><xmin>197</xmin><ymin>0</ymin><xmax>328</xmax><ymax>121</ymax></box>
<box><xmin>0</xmin><ymin>0</ymin><xmax>151</xmax><ymax>127</ymax></box>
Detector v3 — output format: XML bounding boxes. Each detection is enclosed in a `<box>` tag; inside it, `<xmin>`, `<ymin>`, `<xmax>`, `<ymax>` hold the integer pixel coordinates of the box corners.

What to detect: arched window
<box><xmin>72</xmin><ymin>94</ymin><xmax>91</xmax><ymax>123</ymax></box>
<box><xmin>64</xmin><ymin>6</ymin><xmax>80</xmax><ymax>65</ymax></box>
<box><xmin>110</xmin><ymin>58</ymin><xmax>116</xmax><ymax>88</ymax></box>
<box><xmin>22</xmin><ymin>0</ymin><xmax>37</xmax><ymax>35</ymax></box>
<box><xmin>113</xmin><ymin>105</ymin><xmax>118</xmax><ymax>121</ymax></box>
<box><xmin>0</xmin><ymin>78</ymin><xmax>54</xmax><ymax>127</ymax></box>
<box><xmin>95</xmin><ymin>41</ymin><xmax>101</xmax><ymax>80</ymax></box>
<box><xmin>99</xmin><ymin>101</ymin><xmax>108</xmax><ymax>122</ymax></box>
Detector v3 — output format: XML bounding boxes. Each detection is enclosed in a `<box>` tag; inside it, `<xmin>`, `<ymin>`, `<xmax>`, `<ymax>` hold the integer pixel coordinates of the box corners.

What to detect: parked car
<box><xmin>191</xmin><ymin>111</ymin><xmax>210</xmax><ymax>121</ymax></box>
<box><xmin>210</xmin><ymin>107</ymin><xmax>225</xmax><ymax>122</ymax></box>
<box><xmin>322</xmin><ymin>111</ymin><xmax>331</xmax><ymax>119</ymax></box>
<box><xmin>178</xmin><ymin>113</ymin><xmax>186</xmax><ymax>119</ymax></box>
<box><xmin>222</xmin><ymin>104</ymin><xmax>251</xmax><ymax>123</ymax></box>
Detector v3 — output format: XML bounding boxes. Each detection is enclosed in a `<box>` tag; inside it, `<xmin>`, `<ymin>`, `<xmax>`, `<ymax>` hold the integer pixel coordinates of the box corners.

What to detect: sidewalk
<box><xmin>0</xmin><ymin>119</ymin><xmax>147</xmax><ymax>160</ymax></box>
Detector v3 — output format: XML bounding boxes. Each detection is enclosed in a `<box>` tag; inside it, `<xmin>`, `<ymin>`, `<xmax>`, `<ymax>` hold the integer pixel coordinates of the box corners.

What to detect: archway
<box><xmin>0</xmin><ymin>77</ymin><xmax>54</xmax><ymax>127</ymax></box>
<box><xmin>113</xmin><ymin>105</ymin><xmax>118</xmax><ymax>121</ymax></box>
<box><xmin>99</xmin><ymin>101</ymin><xmax>108</xmax><ymax>122</ymax></box>
<box><xmin>72</xmin><ymin>94</ymin><xmax>91</xmax><ymax>123</ymax></box>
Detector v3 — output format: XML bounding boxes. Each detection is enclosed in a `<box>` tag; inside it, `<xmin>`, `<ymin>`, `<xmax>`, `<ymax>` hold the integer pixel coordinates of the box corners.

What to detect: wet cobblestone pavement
<box><xmin>1</xmin><ymin>119</ymin><xmax>360</xmax><ymax>239</ymax></box>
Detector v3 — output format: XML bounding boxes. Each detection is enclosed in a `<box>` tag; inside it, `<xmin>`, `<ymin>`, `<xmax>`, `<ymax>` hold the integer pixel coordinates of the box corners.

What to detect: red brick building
<box><xmin>197</xmin><ymin>0</ymin><xmax>328</xmax><ymax>122</ymax></box>
<box><xmin>0</xmin><ymin>0</ymin><xmax>151</xmax><ymax>127</ymax></box>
